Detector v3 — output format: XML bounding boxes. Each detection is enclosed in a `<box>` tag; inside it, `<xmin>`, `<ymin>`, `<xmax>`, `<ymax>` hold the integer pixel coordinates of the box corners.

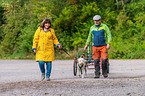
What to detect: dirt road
<box><xmin>0</xmin><ymin>60</ymin><xmax>145</xmax><ymax>96</ymax></box>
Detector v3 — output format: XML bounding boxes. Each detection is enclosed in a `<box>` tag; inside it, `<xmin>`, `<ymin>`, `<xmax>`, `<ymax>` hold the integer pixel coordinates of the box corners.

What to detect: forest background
<box><xmin>0</xmin><ymin>0</ymin><xmax>145</xmax><ymax>60</ymax></box>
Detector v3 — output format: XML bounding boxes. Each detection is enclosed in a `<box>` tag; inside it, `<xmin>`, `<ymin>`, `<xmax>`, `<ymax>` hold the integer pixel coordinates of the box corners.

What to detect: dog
<box><xmin>77</xmin><ymin>57</ymin><xmax>87</xmax><ymax>78</ymax></box>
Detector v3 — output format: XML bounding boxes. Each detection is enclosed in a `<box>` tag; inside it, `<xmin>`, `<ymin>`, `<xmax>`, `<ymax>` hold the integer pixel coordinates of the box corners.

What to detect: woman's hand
<box><xmin>33</xmin><ymin>50</ymin><xmax>36</xmax><ymax>53</ymax></box>
<box><xmin>58</xmin><ymin>45</ymin><xmax>62</xmax><ymax>49</ymax></box>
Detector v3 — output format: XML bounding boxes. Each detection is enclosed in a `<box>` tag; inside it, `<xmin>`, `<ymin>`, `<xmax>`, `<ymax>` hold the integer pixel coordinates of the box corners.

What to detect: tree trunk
<box><xmin>116</xmin><ymin>0</ymin><xmax>119</xmax><ymax>9</ymax></box>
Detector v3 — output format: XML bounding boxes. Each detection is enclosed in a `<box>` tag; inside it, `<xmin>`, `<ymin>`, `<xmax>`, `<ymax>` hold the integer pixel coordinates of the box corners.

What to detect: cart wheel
<box><xmin>73</xmin><ymin>59</ymin><xmax>77</xmax><ymax>76</ymax></box>
<box><xmin>107</xmin><ymin>60</ymin><xmax>109</xmax><ymax>73</ymax></box>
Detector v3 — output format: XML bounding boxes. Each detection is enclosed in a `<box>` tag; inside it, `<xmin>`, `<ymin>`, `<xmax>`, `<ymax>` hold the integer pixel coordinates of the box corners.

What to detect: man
<box><xmin>84</xmin><ymin>15</ymin><xmax>112</xmax><ymax>78</ymax></box>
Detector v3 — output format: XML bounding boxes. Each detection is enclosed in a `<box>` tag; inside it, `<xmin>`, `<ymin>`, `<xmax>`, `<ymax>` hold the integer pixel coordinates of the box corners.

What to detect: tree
<box><xmin>0</xmin><ymin>6</ymin><xmax>5</xmax><ymax>42</ymax></box>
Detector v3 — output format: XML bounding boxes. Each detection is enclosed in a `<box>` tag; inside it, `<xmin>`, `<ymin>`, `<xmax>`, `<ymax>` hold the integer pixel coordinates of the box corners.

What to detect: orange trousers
<box><xmin>92</xmin><ymin>45</ymin><xmax>108</xmax><ymax>60</ymax></box>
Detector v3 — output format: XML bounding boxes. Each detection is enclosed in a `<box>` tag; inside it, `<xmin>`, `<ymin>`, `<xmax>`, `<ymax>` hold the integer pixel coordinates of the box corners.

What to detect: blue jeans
<box><xmin>38</xmin><ymin>61</ymin><xmax>52</xmax><ymax>77</ymax></box>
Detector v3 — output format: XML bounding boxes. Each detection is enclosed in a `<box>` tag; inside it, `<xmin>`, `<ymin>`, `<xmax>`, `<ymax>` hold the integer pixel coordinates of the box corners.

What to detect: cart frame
<box><xmin>73</xmin><ymin>43</ymin><xmax>109</xmax><ymax>76</ymax></box>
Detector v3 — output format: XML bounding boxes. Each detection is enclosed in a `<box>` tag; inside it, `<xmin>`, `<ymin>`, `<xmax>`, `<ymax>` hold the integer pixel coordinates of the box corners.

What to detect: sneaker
<box><xmin>46</xmin><ymin>76</ymin><xmax>50</xmax><ymax>81</ymax></box>
<box><xmin>94</xmin><ymin>74</ymin><xmax>100</xmax><ymax>78</ymax></box>
<box><xmin>41</xmin><ymin>73</ymin><xmax>45</xmax><ymax>80</ymax></box>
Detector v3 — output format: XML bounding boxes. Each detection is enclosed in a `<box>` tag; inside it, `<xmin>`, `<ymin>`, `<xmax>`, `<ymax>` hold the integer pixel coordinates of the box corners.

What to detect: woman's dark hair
<box><xmin>40</xmin><ymin>18</ymin><xmax>51</xmax><ymax>28</ymax></box>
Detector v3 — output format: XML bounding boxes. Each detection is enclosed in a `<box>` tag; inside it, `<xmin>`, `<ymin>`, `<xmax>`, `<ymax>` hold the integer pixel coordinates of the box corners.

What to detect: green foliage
<box><xmin>0</xmin><ymin>0</ymin><xmax>55</xmax><ymax>55</ymax></box>
<box><xmin>0</xmin><ymin>5</ymin><xmax>5</xmax><ymax>42</ymax></box>
<box><xmin>0</xmin><ymin>0</ymin><xmax>145</xmax><ymax>59</ymax></box>
<box><xmin>18</xmin><ymin>23</ymin><xmax>35</xmax><ymax>55</ymax></box>
<box><xmin>109</xmin><ymin>1</ymin><xmax>145</xmax><ymax>59</ymax></box>
<box><xmin>53</xmin><ymin>2</ymin><xmax>117</xmax><ymax>50</ymax></box>
<box><xmin>0</xmin><ymin>6</ymin><xmax>5</xmax><ymax>26</ymax></box>
<box><xmin>0</xmin><ymin>1</ymin><xmax>22</xmax><ymax>54</ymax></box>
<box><xmin>46</xmin><ymin>0</ymin><xmax>72</xmax><ymax>17</ymax></box>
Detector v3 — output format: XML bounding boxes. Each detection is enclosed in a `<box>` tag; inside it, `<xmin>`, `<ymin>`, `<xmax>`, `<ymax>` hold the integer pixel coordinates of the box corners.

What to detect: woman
<box><xmin>32</xmin><ymin>18</ymin><xmax>62</xmax><ymax>81</ymax></box>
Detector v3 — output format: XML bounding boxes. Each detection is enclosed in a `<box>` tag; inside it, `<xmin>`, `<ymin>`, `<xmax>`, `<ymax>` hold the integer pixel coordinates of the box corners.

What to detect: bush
<box><xmin>53</xmin><ymin>2</ymin><xmax>117</xmax><ymax>50</ymax></box>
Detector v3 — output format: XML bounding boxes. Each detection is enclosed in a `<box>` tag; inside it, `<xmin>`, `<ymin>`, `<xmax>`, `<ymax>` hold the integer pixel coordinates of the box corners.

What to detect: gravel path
<box><xmin>0</xmin><ymin>60</ymin><xmax>145</xmax><ymax>96</ymax></box>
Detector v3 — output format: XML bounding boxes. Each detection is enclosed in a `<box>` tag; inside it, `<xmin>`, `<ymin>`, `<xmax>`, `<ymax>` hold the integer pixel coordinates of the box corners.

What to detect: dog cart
<box><xmin>73</xmin><ymin>44</ymin><xmax>109</xmax><ymax>76</ymax></box>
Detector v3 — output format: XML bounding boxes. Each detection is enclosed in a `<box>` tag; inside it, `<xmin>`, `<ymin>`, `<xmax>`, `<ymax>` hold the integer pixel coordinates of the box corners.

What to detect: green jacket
<box><xmin>86</xmin><ymin>23</ymin><xmax>112</xmax><ymax>46</ymax></box>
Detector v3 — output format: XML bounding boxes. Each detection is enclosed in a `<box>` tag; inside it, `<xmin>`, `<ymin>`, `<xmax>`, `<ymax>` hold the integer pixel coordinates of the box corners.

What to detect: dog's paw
<box><xmin>79</xmin><ymin>75</ymin><xmax>81</xmax><ymax>78</ymax></box>
<box><xmin>81</xmin><ymin>75</ymin><xmax>84</xmax><ymax>78</ymax></box>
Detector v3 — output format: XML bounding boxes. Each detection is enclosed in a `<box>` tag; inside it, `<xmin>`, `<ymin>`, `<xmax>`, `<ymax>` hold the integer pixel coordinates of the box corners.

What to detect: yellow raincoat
<box><xmin>32</xmin><ymin>27</ymin><xmax>60</xmax><ymax>62</ymax></box>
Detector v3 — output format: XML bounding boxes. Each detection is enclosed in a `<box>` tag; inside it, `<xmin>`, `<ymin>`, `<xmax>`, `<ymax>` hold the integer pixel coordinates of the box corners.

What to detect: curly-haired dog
<box><xmin>77</xmin><ymin>57</ymin><xmax>87</xmax><ymax>78</ymax></box>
